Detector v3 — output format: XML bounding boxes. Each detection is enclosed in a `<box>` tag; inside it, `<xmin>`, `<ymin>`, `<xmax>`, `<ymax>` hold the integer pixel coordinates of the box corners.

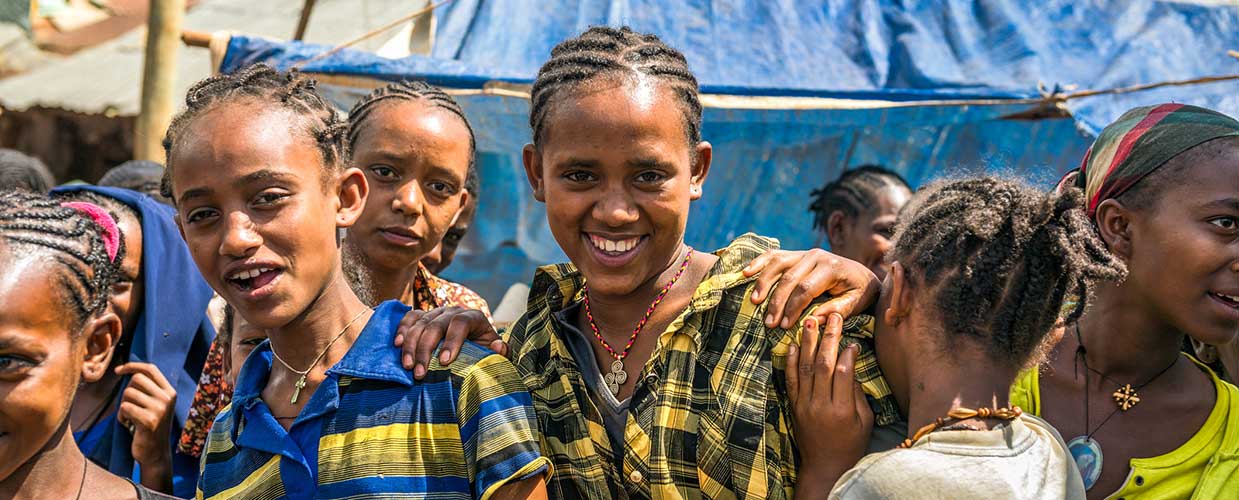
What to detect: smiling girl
<box><xmin>160</xmin><ymin>64</ymin><xmax>548</xmax><ymax>499</ymax></box>
<box><xmin>1010</xmin><ymin>104</ymin><xmax>1239</xmax><ymax>499</ymax></box>
<box><xmin>395</xmin><ymin>26</ymin><xmax>901</xmax><ymax>499</ymax></box>
<box><xmin>0</xmin><ymin>190</ymin><xmax>175</xmax><ymax>500</ymax></box>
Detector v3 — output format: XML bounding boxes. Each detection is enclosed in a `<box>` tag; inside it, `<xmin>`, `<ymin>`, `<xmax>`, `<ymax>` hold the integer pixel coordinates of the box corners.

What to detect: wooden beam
<box><xmin>182</xmin><ymin>29</ymin><xmax>210</xmax><ymax>48</ymax></box>
<box><xmin>135</xmin><ymin>0</ymin><xmax>186</xmax><ymax>162</ymax></box>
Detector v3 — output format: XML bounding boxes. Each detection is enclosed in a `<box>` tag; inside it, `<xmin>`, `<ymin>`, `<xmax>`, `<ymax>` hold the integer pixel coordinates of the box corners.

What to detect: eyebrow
<box><xmin>1201</xmin><ymin>198</ymin><xmax>1239</xmax><ymax>212</ymax></box>
<box><xmin>178</xmin><ymin>169</ymin><xmax>297</xmax><ymax>203</ymax></box>
<box><xmin>628</xmin><ymin>157</ymin><xmax>673</xmax><ymax>170</ymax></box>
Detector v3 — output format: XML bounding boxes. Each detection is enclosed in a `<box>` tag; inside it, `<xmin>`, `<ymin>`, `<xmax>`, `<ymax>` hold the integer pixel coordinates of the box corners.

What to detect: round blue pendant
<box><xmin>1067</xmin><ymin>436</ymin><xmax>1103</xmax><ymax>490</ymax></box>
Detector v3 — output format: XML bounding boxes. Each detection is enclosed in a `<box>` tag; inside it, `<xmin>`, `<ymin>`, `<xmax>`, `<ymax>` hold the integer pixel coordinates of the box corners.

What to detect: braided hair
<box><xmin>890</xmin><ymin>177</ymin><xmax>1126</xmax><ymax>365</ymax></box>
<box><xmin>160</xmin><ymin>64</ymin><xmax>349</xmax><ymax>201</ymax></box>
<box><xmin>0</xmin><ymin>148</ymin><xmax>56</xmax><ymax>193</ymax></box>
<box><xmin>529</xmin><ymin>26</ymin><xmax>702</xmax><ymax>149</ymax></box>
<box><xmin>0</xmin><ymin>190</ymin><xmax>123</xmax><ymax>329</ymax></box>
<box><xmin>809</xmin><ymin>165</ymin><xmax>911</xmax><ymax>231</ymax></box>
<box><xmin>347</xmin><ymin>80</ymin><xmax>479</xmax><ymax>195</ymax></box>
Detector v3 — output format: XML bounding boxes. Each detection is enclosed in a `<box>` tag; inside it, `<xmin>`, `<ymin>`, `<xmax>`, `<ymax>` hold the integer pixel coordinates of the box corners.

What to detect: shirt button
<box><xmin>629</xmin><ymin>470</ymin><xmax>644</xmax><ymax>483</ymax></box>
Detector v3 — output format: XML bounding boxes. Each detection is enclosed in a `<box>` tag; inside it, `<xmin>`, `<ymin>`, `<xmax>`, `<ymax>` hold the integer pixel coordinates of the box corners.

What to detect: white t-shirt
<box><xmin>829</xmin><ymin>414</ymin><xmax>1086</xmax><ymax>500</ymax></box>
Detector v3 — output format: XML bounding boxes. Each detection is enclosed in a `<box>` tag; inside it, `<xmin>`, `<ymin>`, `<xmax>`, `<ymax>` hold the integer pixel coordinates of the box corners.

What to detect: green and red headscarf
<box><xmin>1074</xmin><ymin>103</ymin><xmax>1239</xmax><ymax>217</ymax></box>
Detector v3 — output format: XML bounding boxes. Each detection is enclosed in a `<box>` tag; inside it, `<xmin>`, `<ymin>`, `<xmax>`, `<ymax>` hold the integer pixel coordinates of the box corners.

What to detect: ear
<box><xmin>1094</xmin><ymin>199</ymin><xmax>1133</xmax><ymax>260</ymax></box>
<box><xmin>522</xmin><ymin>144</ymin><xmax>546</xmax><ymax>202</ymax></box>
<box><xmin>826</xmin><ymin>211</ymin><xmax>849</xmax><ymax>249</ymax></box>
<box><xmin>883</xmin><ymin>261</ymin><xmax>913</xmax><ymax>327</ymax></box>
<box><xmin>689</xmin><ymin>141</ymin><xmax>713</xmax><ymax>201</ymax></box>
<box><xmin>80</xmin><ymin>311</ymin><xmax>122</xmax><ymax>383</ymax></box>
<box><xmin>1190</xmin><ymin>338</ymin><xmax>1220</xmax><ymax>364</ymax></box>
<box><xmin>334</xmin><ymin>167</ymin><xmax>369</xmax><ymax>228</ymax></box>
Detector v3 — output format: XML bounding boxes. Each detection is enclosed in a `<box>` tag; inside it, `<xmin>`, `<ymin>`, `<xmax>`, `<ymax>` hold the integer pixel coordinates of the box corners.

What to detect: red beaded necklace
<box><xmin>584</xmin><ymin>248</ymin><xmax>693</xmax><ymax>396</ymax></box>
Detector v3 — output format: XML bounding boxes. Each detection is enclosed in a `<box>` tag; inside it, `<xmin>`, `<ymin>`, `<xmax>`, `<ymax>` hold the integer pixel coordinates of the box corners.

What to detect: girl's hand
<box><xmin>786</xmin><ymin>314</ymin><xmax>873</xmax><ymax>496</ymax></box>
<box><xmin>744</xmin><ymin>249</ymin><xmax>881</xmax><ymax>329</ymax></box>
<box><xmin>115</xmin><ymin>362</ymin><xmax>175</xmax><ymax>493</ymax></box>
<box><xmin>393</xmin><ymin>306</ymin><xmax>505</xmax><ymax>379</ymax></box>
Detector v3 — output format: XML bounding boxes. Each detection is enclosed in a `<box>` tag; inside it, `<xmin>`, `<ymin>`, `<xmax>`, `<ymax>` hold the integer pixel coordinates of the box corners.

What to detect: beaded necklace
<box><xmin>899</xmin><ymin>406</ymin><xmax>1023</xmax><ymax>449</ymax></box>
<box><xmin>584</xmin><ymin>249</ymin><xmax>693</xmax><ymax>396</ymax></box>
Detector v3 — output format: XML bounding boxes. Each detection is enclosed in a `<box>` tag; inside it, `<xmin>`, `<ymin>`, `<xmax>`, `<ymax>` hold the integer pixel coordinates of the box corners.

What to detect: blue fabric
<box><xmin>219</xmin><ymin>0</ymin><xmax>1239</xmax><ymax>303</ymax></box>
<box><xmin>52</xmin><ymin>185</ymin><xmax>216</xmax><ymax>498</ymax></box>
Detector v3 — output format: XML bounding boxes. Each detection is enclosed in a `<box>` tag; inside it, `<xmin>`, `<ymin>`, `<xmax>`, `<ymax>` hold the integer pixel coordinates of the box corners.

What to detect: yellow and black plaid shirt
<box><xmin>504</xmin><ymin>234</ymin><xmax>899</xmax><ymax>499</ymax></box>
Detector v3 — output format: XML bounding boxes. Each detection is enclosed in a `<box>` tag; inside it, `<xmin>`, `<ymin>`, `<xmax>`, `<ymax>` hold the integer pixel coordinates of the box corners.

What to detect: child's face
<box><xmin>0</xmin><ymin>255</ymin><xmax>108</xmax><ymax>481</ymax></box>
<box><xmin>830</xmin><ymin>186</ymin><xmax>911</xmax><ymax>282</ymax></box>
<box><xmin>226</xmin><ymin>314</ymin><xmax>267</xmax><ymax>384</ymax></box>
<box><xmin>169</xmin><ymin>102</ymin><xmax>367</xmax><ymax>330</ymax></box>
<box><xmin>348</xmin><ymin>102</ymin><xmax>472</xmax><ymax>272</ymax></box>
<box><xmin>422</xmin><ymin>195</ymin><xmax>476</xmax><ymax>274</ymax></box>
<box><xmin>523</xmin><ymin>77</ymin><xmax>710</xmax><ymax>297</ymax></box>
<box><xmin>109</xmin><ymin>212</ymin><xmax>143</xmax><ymax>335</ymax></box>
<box><xmin>1118</xmin><ymin>144</ymin><xmax>1239</xmax><ymax>346</ymax></box>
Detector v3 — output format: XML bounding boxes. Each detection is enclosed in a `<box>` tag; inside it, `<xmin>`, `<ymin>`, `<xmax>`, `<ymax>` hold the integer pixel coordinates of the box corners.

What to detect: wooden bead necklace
<box><xmin>899</xmin><ymin>406</ymin><xmax>1023</xmax><ymax>449</ymax></box>
<box><xmin>584</xmin><ymin>248</ymin><xmax>693</xmax><ymax>396</ymax></box>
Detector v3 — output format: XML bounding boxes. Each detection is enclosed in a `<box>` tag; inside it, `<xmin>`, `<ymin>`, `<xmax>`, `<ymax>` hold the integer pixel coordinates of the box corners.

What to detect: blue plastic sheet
<box><xmin>220</xmin><ymin>0</ymin><xmax>1239</xmax><ymax>302</ymax></box>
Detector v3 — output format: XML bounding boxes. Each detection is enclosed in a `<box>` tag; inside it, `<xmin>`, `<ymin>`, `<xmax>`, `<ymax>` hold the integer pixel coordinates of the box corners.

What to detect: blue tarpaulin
<box><xmin>219</xmin><ymin>0</ymin><xmax>1239</xmax><ymax>302</ymax></box>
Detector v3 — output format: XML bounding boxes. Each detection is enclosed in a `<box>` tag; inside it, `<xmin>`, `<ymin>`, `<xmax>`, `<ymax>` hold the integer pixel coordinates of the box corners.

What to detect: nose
<box><xmin>392</xmin><ymin>182</ymin><xmax>423</xmax><ymax>218</ymax></box>
<box><xmin>220</xmin><ymin>211</ymin><xmax>261</xmax><ymax>258</ymax></box>
<box><xmin>592</xmin><ymin>185</ymin><xmax>640</xmax><ymax>227</ymax></box>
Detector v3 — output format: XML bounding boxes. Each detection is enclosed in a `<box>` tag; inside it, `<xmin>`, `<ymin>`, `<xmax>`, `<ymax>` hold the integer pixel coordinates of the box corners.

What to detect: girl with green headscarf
<box><xmin>1010</xmin><ymin>103</ymin><xmax>1239</xmax><ymax>499</ymax></box>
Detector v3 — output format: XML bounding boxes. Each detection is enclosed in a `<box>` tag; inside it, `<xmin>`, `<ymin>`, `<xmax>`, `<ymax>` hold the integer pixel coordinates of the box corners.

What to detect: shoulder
<box><xmin>830</xmin><ymin>448</ymin><xmax>927</xmax><ymax>498</ymax></box>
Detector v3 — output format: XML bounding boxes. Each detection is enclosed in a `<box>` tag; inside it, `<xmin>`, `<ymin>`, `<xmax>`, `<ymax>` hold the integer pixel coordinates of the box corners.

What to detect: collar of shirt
<box><xmin>227</xmin><ymin>301</ymin><xmax>412</xmax><ymax>451</ymax></box>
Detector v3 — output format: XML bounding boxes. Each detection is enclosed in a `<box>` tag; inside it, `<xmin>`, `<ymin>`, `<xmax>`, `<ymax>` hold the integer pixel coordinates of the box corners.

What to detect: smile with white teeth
<box><xmin>229</xmin><ymin>267</ymin><xmax>274</xmax><ymax>281</ymax></box>
<box><xmin>588</xmin><ymin>234</ymin><xmax>640</xmax><ymax>254</ymax></box>
<box><xmin>1214</xmin><ymin>292</ymin><xmax>1239</xmax><ymax>303</ymax></box>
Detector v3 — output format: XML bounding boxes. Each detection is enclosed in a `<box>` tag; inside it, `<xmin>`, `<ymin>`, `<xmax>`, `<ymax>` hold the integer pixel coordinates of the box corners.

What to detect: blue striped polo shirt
<box><xmin>196</xmin><ymin>301</ymin><xmax>550</xmax><ymax>499</ymax></box>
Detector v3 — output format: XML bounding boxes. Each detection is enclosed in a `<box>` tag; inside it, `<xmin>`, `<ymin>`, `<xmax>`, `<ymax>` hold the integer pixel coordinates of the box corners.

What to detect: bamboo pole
<box><xmin>135</xmin><ymin>0</ymin><xmax>186</xmax><ymax>162</ymax></box>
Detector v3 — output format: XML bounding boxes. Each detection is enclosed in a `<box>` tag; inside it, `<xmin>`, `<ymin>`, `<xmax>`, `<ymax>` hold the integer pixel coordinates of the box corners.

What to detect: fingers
<box><xmin>798</xmin><ymin>316</ymin><xmax>822</xmax><ymax>402</ymax></box>
<box><xmin>413</xmin><ymin>308</ymin><xmax>455</xmax><ymax>378</ymax></box>
<box><xmin>440</xmin><ymin>314</ymin><xmax>479</xmax><ymax>365</ymax></box>
<box><xmin>831</xmin><ymin>338</ymin><xmax>856</xmax><ymax>403</ymax></box>
<box><xmin>393</xmin><ymin>309</ymin><xmax>428</xmax><ymax>347</ymax></box>
<box><xmin>815</xmin><ymin>314</ymin><xmax>843</xmax><ymax>397</ymax></box>
<box><xmin>766</xmin><ymin>257</ymin><xmax>817</xmax><ymax>328</ymax></box>
<box><xmin>115</xmin><ymin>363</ymin><xmax>174</xmax><ymax>393</ymax></box>
<box><xmin>854</xmin><ymin>379</ymin><xmax>874</xmax><ymax>430</ymax></box>
<box><xmin>401</xmin><ymin>308</ymin><xmax>449</xmax><ymax>375</ymax></box>
<box><xmin>744</xmin><ymin>251</ymin><xmax>774</xmax><ymax>280</ymax></box>
<box><xmin>749</xmin><ymin>251</ymin><xmax>789</xmax><ymax>305</ymax></box>
<box><xmin>786</xmin><ymin>342</ymin><xmax>801</xmax><ymax>405</ymax></box>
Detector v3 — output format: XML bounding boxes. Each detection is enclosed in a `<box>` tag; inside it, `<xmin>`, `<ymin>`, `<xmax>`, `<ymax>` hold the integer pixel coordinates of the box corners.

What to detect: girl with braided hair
<box><xmin>809</xmin><ymin>165</ymin><xmax>912</xmax><ymax>281</ymax></box>
<box><xmin>1009</xmin><ymin>104</ymin><xmax>1239</xmax><ymax>498</ymax></box>
<box><xmin>161</xmin><ymin>64</ymin><xmax>550</xmax><ymax>499</ymax></box>
<box><xmin>391</xmin><ymin>26</ymin><xmax>903</xmax><ymax>499</ymax></box>
<box><xmin>0</xmin><ymin>190</ymin><xmax>176</xmax><ymax>500</ymax></box>
<box><xmin>789</xmin><ymin>177</ymin><xmax>1125</xmax><ymax>499</ymax></box>
<box><xmin>341</xmin><ymin>80</ymin><xmax>492</xmax><ymax>318</ymax></box>
<box><xmin>50</xmin><ymin>186</ymin><xmax>217</xmax><ymax>497</ymax></box>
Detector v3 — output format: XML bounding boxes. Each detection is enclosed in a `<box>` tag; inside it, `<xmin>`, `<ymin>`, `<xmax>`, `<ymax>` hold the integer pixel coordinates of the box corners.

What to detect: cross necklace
<box><xmin>1066</xmin><ymin>323</ymin><xmax>1180</xmax><ymax>490</ymax></box>
<box><xmin>270</xmin><ymin>309</ymin><xmax>370</xmax><ymax>404</ymax></box>
<box><xmin>584</xmin><ymin>248</ymin><xmax>693</xmax><ymax>396</ymax></box>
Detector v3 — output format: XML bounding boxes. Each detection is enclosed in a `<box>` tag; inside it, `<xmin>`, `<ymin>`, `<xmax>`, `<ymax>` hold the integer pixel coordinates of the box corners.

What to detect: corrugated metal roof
<box><xmin>0</xmin><ymin>0</ymin><xmax>411</xmax><ymax>115</ymax></box>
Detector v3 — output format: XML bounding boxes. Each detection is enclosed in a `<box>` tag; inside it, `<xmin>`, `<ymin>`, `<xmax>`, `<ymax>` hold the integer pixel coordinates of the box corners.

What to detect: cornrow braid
<box><xmin>809</xmin><ymin>165</ymin><xmax>911</xmax><ymax>231</ymax></box>
<box><xmin>529</xmin><ymin>26</ymin><xmax>702</xmax><ymax>149</ymax></box>
<box><xmin>160</xmin><ymin>64</ymin><xmax>349</xmax><ymax>201</ymax></box>
<box><xmin>890</xmin><ymin>178</ymin><xmax>1126</xmax><ymax>366</ymax></box>
<box><xmin>0</xmin><ymin>190</ymin><xmax>123</xmax><ymax>329</ymax></box>
<box><xmin>347</xmin><ymin>80</ymin><xmax>479</xmax><ymax>194</ymax></box>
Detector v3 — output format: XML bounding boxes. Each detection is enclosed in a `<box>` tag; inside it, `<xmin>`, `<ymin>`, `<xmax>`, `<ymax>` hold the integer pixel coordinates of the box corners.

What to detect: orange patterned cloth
<box><xmin>177</xmin><ymin>264</ymin><xmax>491</xmax><ymax>457</ymax></box>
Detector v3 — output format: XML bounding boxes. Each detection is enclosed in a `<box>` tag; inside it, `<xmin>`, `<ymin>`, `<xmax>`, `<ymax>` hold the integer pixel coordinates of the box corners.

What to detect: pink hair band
<box><xmin>61</xmin><ymin>201</ymin><xmax>122</xmax><ymax>263</ymax></box>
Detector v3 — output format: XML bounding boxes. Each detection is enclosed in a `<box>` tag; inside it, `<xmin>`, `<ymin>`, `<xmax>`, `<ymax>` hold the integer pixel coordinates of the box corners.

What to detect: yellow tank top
<box><xmin>1009</xmin><ymin>356</ymin><xmax>1239</xmax><ymax>499</ymax></box>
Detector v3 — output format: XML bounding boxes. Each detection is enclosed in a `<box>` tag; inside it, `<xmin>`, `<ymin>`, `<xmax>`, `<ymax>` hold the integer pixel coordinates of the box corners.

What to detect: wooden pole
<box><xmin>135</xmin><ymin>0</ymin><xmax>186</xmax><ymax>162</ymax></box>
<box><xmin>294</xmin><ymin>0</ymin><xmax>318</xmax><ymax>41</ymax></box>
